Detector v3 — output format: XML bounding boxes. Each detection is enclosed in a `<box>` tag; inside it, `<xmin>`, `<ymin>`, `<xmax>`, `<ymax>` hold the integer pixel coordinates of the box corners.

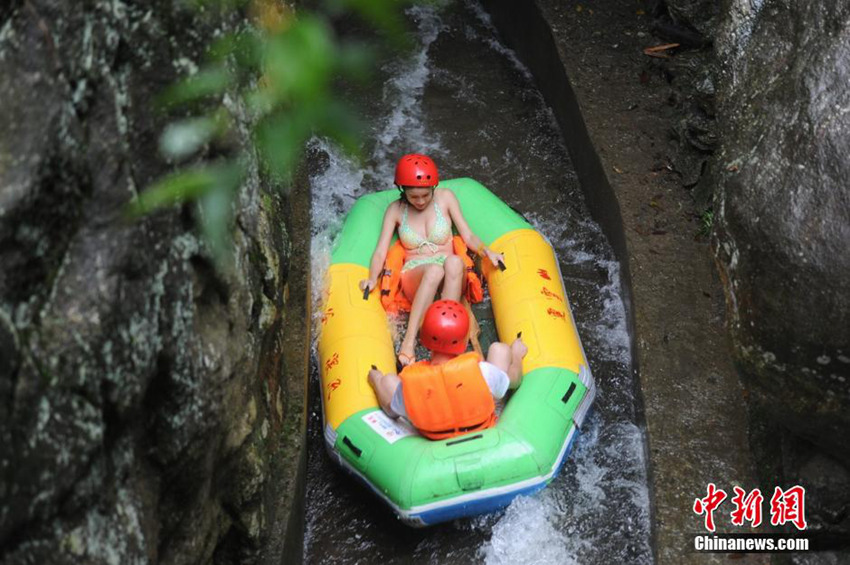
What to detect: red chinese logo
<box><xmin>537</xmin><ymin>268</ymin><xmax>551</xmax><ymax>280</ymax></box>
<box><xmin>730</xmin><ymin>487</ymin><xmax>764</xmax><ymax>527</ymax></box>
<box><xmin>321</xmin><ymin>308</ymin><xmax>335</xmax><ymax>325</ymax></box>
<box><xmin>770</xmin><ymin>486</ymin><xmax>807</xmax><ymax>531</ymax></box>
<box><xmin>693</xmin><ymin>483</ymin><xmax>727</xmax><ymax>532</ymax></box>
<box><xmin>325</xmin><ymin>352</ymin><xmax>339</xmax><ymax>372</ymax></box>
<box><xmin>694</xmin><ymin>484</ymin><xmax>807</xmax><ymax>532</ymax></box>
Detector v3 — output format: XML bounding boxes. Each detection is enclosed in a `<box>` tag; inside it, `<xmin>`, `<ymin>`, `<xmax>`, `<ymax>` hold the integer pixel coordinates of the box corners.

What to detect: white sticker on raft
<box><xmin>363</xmin><ymin>411</ymin><xmax>418</xmax><ymax>444</ymax></box>
<box><xmin>574</xmin><ymin>364</ymin><xmax>596</xmax><ymax>429</ymax></box>
<box><xmin>324</xmin><ymin>423</ymin><xmax>338</xmax><ymax>448</ymax></box>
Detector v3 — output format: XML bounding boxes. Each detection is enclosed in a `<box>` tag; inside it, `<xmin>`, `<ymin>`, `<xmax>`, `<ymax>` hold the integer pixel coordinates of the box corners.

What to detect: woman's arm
<box><xmin>442</xmin><ymin>189</ymin><xmax>504</xmax><ymax>267</ymax></box>
<box><xmin>360</xmin><ymin>202</ymin><xmax>399</xmax><ymax>292</ymax></box>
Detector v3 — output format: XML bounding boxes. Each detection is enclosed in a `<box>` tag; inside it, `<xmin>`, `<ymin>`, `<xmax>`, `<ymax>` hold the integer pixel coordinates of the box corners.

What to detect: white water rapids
<box><xmin>304</xmin><ymin>2</ymin><xmax>652</xmax><ymax>563</ymax></box>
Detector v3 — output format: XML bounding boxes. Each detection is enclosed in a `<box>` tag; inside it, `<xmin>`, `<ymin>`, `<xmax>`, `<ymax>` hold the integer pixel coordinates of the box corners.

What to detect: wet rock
<box><xmin>783</xmin><ymin>438</ymin><xmax>850</xmax><ymax>530</ymax></box>
<box><xmin>0</xmin><ymin>2</ymin><xmax>294</xmax><ymax>564</ymax></box>
<box><xmin>0</xmin><ymin>312</ymin><xmax>19</xmax><ymax>403</ymax></box>
<box><xmin>654</xmin><ymin>56</ymin><xmax>717</xmax><ymax>192</ymax></box>
<box><xmin>713</xmin><ymin>0</ymin><xmax>850</xmax><ymax>465</ymax></box>
<box><xmin>647</xmin><ymin>12</ymin><xmax>718</xmax><ymax>195</ymax></box>
<box><xmin>656</xmin><ymin>0</ymin><xmax>719</xmax><ymax>38</ymax></box>
<box><xmin>670</xmin><ymin>112</ymin><xmax>715</xmax><ymax>188</ymax></box>
<box><xmin>662</xmin><ymin>50</ymin><xmax>717</xmax><ymax>116</ymax></box>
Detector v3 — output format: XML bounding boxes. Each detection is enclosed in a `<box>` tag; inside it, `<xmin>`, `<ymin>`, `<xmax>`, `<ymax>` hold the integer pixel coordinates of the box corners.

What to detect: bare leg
<box><xmin>368</xmin><ymin>369</ymin><xmax>401</xmax><ymax>417</ymax></box>
<box><xmin>486</xmin><ymin>338</ymin><xmax>528</xmax><ymax>388</ymax></box>
<box><xmin>399</xmin><ymin>263</ymin><xmax>445</xmax><ymax>364</ymax></box>
<box><xmin>507</xmin><ymin>338</ymin><xmax>528</xmax><ymax>388</ymax></box>
<box><xmin>441</xmin><ymin>254</ymin><xmax>464</xmax><ymax>301</ymax></box>
<box><xmin>486</xmin><ymin>342</ymin><xmax>511</xmax><ymax>373</ymax></box>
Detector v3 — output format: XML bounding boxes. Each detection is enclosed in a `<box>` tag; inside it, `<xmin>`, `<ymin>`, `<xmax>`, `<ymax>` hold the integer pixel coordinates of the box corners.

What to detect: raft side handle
<box><xmin>445</xmin><ymin>434</ymin><xmax>484</xmax><ymax>447</ymax></box>
<box><xmin>561</xmin><ymin>382</ymin><xmax>576</xmax><ymax>404</ymax></box>
<box><xmin>342</xmin><ymin>436</ymin><xmax>362</xmax><ymax>457</ymax></box>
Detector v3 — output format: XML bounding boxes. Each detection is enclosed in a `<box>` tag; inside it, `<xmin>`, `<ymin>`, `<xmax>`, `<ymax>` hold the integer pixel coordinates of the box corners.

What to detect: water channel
<box><xmin>304</xmin><ymin>2</ymin><xmax>653</xmax><ymax>562</ymax></box>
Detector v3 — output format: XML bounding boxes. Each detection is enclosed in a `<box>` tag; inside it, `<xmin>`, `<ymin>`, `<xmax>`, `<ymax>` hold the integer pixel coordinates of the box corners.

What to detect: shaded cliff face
<box><xmin>658</xmin><ymin>0</ymin><xmax>850</xmax><ymax>538</ymax></box>
<box><xmin>0</xmin><ymin>1</ymin><xmax>293</xmax><ymax>563</ymax></box>
<box><xmin>711</xmin><ymin>0</ymin><xmax>850</xmax><ymax>464</ymax></box>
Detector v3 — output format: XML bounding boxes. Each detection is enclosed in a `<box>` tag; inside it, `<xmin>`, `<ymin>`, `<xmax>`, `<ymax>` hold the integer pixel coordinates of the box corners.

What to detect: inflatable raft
<box><xmin>318</xmin><ymin>178</ymin><xmax>596</xmax><ymax>526</ymax></box>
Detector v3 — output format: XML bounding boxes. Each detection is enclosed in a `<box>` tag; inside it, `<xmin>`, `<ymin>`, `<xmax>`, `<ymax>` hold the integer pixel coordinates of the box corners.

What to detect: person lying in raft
<box><xmin>368</xmin><ymin>300</ymin><xmax>527</xmax><ymax>440</ymax></box>
<box><xmin>358</xmin><ymin>154</ymin><xmax>505</xmax><ymax>367</ymax></box>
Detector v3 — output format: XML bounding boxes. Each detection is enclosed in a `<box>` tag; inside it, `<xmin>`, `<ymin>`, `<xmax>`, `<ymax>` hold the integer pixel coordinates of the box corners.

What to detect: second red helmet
<box><xmin>394</xmin><ymin>154</ymin><xmax>439</xmax><ymax>188</ymax></box>
<box><xmin>420</xmin><ymin>300</ymin><xmax>469</xmax><ymax>355</ymax></box>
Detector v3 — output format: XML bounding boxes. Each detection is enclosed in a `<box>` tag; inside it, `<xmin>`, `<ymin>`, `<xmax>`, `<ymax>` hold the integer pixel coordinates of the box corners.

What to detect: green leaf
<box><xmin>198</xmin><ymin>180</ymin><xmax>235</xmax><ymax>263</ymax></box>
<box><xmin>265</xmin><ymin>16</ymin><xmax>335</xmax><ymax>103</ymax></box>
<box><xmin>336</xmin><ymin>42</ymin><xmax>375</xmax><ymax>82</ymax></box>
<box><xmin>255</xmin><ymin>106</ymin><xmax>319</xmax><ymax>181</ymax></box>
<box><xmin>158</xmin><ymin>66</ymin><xmax>232</xmax><ymax>108</ymax></box>
<box><xmin>209</xmin><ymin>30</ymin><xmax>263</xmax><ymax>70</ymax></box>
<box><xmin>244</xmin><ymin>87</ymin><xmax>276</xmax><ymax>118</ymax></box>
<box><xmin>317</xmin><ymin>100</ymin><xmax>364</xmax><ymax>158</ymax></box>
<box><xmin>142</xmin><ymin>0</ymin><xmax>411</xmax><ymax>268</ymax></box>
<box><xmin>128</xmin><ymin>163</ymin><xmax>241</xmax><ymax>217</ymax></box>
<box><xmin>159</xmin><ymin>116</ymin><xmax>222</xmax><ymax>160</ymax></box>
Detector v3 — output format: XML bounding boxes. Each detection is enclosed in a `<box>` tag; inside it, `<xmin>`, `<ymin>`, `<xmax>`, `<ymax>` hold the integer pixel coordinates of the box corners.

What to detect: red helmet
<box><xmin>394</xmin><ymin>154</ymin><xmax>439</xmax><ymax>188</ymax></box>
<box><xmin>420</xmin><ymin>300</ymin><xmax>469</xmax><ymax>355</ymax></box>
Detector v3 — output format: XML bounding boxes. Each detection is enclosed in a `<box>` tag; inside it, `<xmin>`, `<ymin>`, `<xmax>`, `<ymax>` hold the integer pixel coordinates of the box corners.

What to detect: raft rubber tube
<box><xmin>318</xmin><ymin>178</ymin><xmax>596</xmax><ymax>526</ymax></box>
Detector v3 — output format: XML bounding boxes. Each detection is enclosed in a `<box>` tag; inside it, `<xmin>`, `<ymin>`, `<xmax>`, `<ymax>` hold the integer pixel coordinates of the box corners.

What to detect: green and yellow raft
<box><xmin>318</xmin><ymin>178</ymin><xmax>596</xmax><ymax>526</ymax></box>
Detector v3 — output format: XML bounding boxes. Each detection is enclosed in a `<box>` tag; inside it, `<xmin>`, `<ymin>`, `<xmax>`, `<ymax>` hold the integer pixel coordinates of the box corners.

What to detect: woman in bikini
<box><xmin>359</xmin><ymin>154</ymin><xmax>504</xmax><ymax>366</ymax></box>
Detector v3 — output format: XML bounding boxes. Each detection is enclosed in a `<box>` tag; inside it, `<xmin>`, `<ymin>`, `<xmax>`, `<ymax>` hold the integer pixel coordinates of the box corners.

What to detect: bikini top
<box><xmin>399</xmin><ymin>201</ymin><xmax>452</xmax><ymax>255</ymax></box>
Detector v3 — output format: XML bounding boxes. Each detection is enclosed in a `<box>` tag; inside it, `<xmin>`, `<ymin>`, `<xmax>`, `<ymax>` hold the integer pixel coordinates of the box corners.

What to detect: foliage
<box><xmin>128</xmin><ymin>0</ymin><xmax>409</xmax><ymax>263</ymax></box>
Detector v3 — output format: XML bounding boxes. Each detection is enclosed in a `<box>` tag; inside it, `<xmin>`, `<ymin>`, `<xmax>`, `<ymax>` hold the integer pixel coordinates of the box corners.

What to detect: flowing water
<box><xmin>304</xmin><ymin>2</ymin><xmax>652</xmax><ymax>563</ymax></box>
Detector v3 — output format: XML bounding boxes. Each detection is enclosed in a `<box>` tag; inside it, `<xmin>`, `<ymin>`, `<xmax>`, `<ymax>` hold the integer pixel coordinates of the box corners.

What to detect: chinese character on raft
<box><xmin>770</xmin><ymin>486</ymin><xmax>807</xmax><ymax>531</ymax></box>
<box><xmin>693</xmin><ymin>483</ymin><xmax>727</xmax><ymax>532</ymax></box>
<box><xmin>325</xmin><ymin>352</ymin><xmax>340</xmax><ymax>372</ymax></box>
<box><xmin>730</xmin><ymin>487</ymin><xmax>764</xmax><ymax>528</ymax></box>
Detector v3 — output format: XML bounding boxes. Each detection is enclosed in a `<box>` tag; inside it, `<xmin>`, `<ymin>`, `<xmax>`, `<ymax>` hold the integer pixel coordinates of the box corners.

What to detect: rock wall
<box><xmin>711</xmin><ymin>0</ymin><xmax>850</xmax><ymax>465</ymax></box>
<box><xmin>0</xmin><ymin>1</ymin><xmax>302</xmax><ymax>563</ymax></box>
<box><xmin>656</xmin><ymin>0</ymin><xmax>850</xmax><ymax>540</ymax></box>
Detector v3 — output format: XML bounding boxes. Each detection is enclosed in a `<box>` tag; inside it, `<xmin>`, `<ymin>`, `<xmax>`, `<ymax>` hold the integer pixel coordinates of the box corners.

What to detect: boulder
<box><xmin>712</xmin><ymin>0</ymin><xmax>850</xmax><ymax>464</ymax></box>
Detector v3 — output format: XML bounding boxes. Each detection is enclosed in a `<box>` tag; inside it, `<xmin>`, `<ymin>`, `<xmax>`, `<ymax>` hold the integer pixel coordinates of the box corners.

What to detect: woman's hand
<box><xmin>482</xmin><ymin>247</ymin><xmax>505</xmax><ymax>268</ymax></box>
<box><xmin>359</xmin><ymin>278</ymin><xmax>378</xmax><ymax>293</ymax></box>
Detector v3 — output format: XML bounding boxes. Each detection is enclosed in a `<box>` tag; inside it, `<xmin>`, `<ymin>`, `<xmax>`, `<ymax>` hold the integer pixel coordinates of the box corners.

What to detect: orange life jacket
<box><xmin>380</xmin><ymin>236</ymin><xmax>483</xmax><ymax>314</ymax></box>
<box><xmin>399</xmin><ymin>352</ymin><xmax>496</xmax><ymax>440</ymax></box>
<box><xmin>379</xmin><ymin>240</ymin><xmax>412</xmax><ymax>314</ymax></box>
<box><xmin>452</xmin><ymin>236</ymin><xmax>484</xmax><ymax>303</ymax></box>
